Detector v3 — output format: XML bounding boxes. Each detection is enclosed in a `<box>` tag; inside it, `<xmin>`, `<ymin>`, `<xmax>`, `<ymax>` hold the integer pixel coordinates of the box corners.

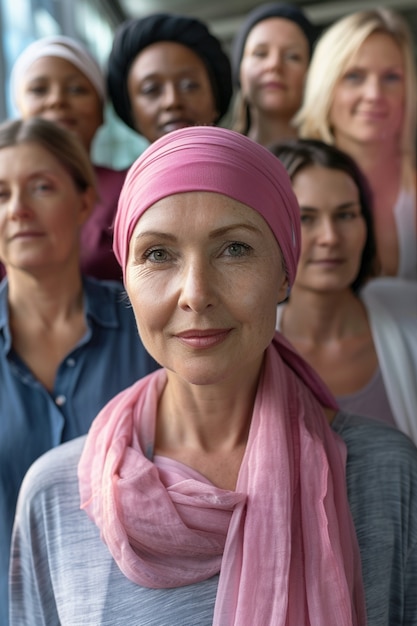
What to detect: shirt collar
<box><xmin>0</xmin><ymin>276</ymin><xmax>124</xmax><ymax>355</ymax></box>
<box><xmin>83</xmin><ymin>276</ymin><xmax>125</xmax><ymax>329</ymax></box>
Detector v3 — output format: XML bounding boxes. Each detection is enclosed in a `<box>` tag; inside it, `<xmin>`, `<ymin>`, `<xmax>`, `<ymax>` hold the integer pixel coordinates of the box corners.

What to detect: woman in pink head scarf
<box><xmin>11</xmin><ymin>126</ymin><xmax>417</xmax><ymax>626</ymax></box>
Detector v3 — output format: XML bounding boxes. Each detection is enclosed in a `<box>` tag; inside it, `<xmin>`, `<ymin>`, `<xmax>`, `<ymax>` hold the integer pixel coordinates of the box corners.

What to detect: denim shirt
<box><xmin>0</xmin><ymin>275</ymin><xmax>158</xmax><ymax>626</ymax></box>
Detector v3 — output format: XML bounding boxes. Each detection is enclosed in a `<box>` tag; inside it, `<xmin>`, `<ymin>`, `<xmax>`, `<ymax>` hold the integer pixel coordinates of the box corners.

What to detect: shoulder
<box><xmin>360</xmin><ymin>277</ymin><xmax>417</xmax><ymax>320</ymax></box>
<box><xmin>84</xmin><ymin>275</ymin><xmax>126</xmax><ymax>298</ymax></box>
<box><xmin>18</xmin><ymin>436</ymin><xmax>86</xmax><ymax>507</ymax></box>
<box><xmin>83</xmin><ymin>276</ymin><xmax>131</xmax><ymax>322</ymax></box>
<box><xmin>93</xmin><ymin>164</ymin><xmax>128</xmax><ymax>194</ymax></box>
<box><xmin>0</xmin><ymin>278</ymin><xmax>8</xmax><ymax>328</ymax></box>
<box><xmin>333</xmin><ymin>412</ymin><xmax>417</xmax><ymax>478</ymax></box>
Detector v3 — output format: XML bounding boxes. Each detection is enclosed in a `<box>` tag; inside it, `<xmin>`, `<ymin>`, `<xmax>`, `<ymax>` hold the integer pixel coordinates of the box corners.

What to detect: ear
<box><xmin>277</xmin><ymin>276</ymin><xmax>289</xmax><ymax>304</ymax></box>
<box><xmin>77</xmin><ymin>186</ymin><xmax>96</xmax><ymax>227</ymax></box>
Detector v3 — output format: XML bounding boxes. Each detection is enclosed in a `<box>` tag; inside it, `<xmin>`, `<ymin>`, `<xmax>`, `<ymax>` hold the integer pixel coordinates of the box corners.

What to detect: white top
<box><xmin>394</xmin><ymin>187</ymin><xmax>416</xmax><ymax>280</ymax></box>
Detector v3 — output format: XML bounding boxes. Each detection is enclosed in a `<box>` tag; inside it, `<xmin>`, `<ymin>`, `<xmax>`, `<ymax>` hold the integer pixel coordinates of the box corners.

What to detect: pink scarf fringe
<box><xmin>79</xmin><ymin>334</ymin><xmax>366</xmax><ymax>625</ymax></box>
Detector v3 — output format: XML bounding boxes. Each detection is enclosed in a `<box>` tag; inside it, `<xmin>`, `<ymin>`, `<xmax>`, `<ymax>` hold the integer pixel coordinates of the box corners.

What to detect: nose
<box><xmin>8</xmin><ymin>190</ymin><xmax>32</xmax><ymax>220</ymax></box>
<box><xmin>317</xmin><ymin>217</ymin><xmax>340</xmax><ymax>246</ymax></box>
<box><xmin>265</xmin><ymin>49</ymin><xmax>283</xmax><ymax>71</ymax></box>
<box><xmin>363</xmin><ymin>75</ymin><xmax>383</xmax><ymax>99</ymax></box>
<box><xmin>161</xmin><ymin>82</ymin><xmax>183</xmax><ymax>109</ymax></box>
<box><xmin>177</xmin><ymin>256</ymin><xmax>217</xmax><ymax>312</ymax></box>
<box><xmin>45</xmin><ymin>84</ymin><xmax>67</xmax><ymax>107</ymax></box>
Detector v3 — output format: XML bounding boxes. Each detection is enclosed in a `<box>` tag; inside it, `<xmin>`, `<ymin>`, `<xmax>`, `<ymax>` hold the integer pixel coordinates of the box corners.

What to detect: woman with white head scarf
<box><xmin>9</xmin><ymin>35</ymin><xmax>126</xmax><ymax>281</ymax></box>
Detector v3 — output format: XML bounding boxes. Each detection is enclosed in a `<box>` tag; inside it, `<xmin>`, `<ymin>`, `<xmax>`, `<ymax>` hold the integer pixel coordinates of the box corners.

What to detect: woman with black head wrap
<box><xmin>107</xmin><ymin>13</ymin><xmax>233</xmax><ymax>143</ymax></box>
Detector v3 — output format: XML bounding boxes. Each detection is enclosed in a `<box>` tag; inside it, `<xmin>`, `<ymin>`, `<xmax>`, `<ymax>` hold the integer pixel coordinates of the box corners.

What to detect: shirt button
<box><xmin>55</xmin><ymin>395</ymin><xmax>66</xmax><ymax>406</ymax></box>
<box><xmin>66</xmin><ymin>358</ymin><xmax>76</xmax><ymax>367</ymax></box>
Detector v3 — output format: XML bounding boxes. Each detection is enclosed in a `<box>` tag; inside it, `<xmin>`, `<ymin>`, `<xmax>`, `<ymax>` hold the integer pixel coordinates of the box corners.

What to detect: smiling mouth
<box><xmin>10</xmin><ymin>231</ymin><xmax>44</xmax><ymax>241</ymax></box>
<box><xmin>261</xmin><ymin>81</ymin><xmax>286</xmax><ymax>90</ymax></box>
<box><xmin>160</xmin><ymin>120</ymin><xmax>192</xmax><ymax>133</ymax></box>
<box><xmin>176</xmin><ymin>329</ymin><xmax>231</xmax><ymax>349</ymax></box>
<box><xmin>311</xmin><ymin>259</ymin><xmax>344</xmax><ymax>266</ymax></box>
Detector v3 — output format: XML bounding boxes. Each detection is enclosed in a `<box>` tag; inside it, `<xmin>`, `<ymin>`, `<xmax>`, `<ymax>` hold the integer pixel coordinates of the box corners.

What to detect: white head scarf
<box><xmin>10</xmin><ymin>35</ymin><xmax>106</xmax><ymax>105</ymax></box>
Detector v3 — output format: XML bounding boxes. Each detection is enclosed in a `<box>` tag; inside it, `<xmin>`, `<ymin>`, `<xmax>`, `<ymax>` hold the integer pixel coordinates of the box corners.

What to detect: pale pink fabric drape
<box><xmin>79</xmin><ymin>333</ymin><xmax>366</xmax><ymax>625</ymax></box>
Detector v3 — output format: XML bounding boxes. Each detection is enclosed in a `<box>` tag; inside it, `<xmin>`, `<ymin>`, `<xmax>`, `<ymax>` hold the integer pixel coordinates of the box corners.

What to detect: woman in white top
<box><xmin>271</xmin><ymin>138</ymin><xmax>417</xmax><ymax>442</ymax></box>
<box><xmin>295</xmin><ymin>8</ymin><xmax>417</xmax><ymax>279</ymax></box>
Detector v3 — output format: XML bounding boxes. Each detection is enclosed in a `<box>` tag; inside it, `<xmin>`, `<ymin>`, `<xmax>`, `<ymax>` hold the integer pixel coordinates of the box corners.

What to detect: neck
<box><xmin>156</xmin><ymin>368</ymin><xmax>261</xmax><ymax>454</ymax></box>
<box><xmin>7</xmin><ymin>264</ymin><xmax>84</xmax><ymax>328</ymax></box>
<box><xmin>248</xmin><ymin>110</ymin><xmax>298</xmax><ymax>146</ymax></box>
<box><xmin>335</xmin><ymin>135</ymin><xmax>402</xmax><ymax>184</ymax></box>
<box><xmin>281</xmin><ymin>286</ymin><xmax>367</xmax><ymax>343</ymax></box>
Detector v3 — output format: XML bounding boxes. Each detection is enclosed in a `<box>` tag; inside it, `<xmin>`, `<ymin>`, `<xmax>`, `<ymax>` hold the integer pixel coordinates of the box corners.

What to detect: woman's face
<box><xmin>291</xmin><ymin>164</ymin><xmax>367</xmax><ymax>293</ymax></box>
<box><xmin>0</xmin><ymin>142</ymin><xmax>92</xmax><ymax>272</ymax></box>
<box><xmin>127</xmin><ymin>42</ymin><xmax>219</xmax><ymax>143</ymax></box>
<box><xmin>239</xmin><ymin>18</ymin><xmax>309</xmax><ymax>119</ymax></box>
<box><xmin>329</xmin><ymin>32</ymin><xmax>405</xmax><ymax>149</ymax></box>
<box><xmin>16</xmin><ymin>56</ymin><xmax>103</xmax><ymax>152</ymax></box>
<box><xmin>125</xmin><ymin>191</ymin><xmax>288</xmax><ymax>386</ymax></box>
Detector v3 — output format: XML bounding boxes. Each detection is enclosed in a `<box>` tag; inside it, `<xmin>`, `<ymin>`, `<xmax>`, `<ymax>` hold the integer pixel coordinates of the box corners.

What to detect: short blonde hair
<box><xmin>296</xmin><ymin>8</ymin><xmax>417</xmax><ymax>165</ymax></box>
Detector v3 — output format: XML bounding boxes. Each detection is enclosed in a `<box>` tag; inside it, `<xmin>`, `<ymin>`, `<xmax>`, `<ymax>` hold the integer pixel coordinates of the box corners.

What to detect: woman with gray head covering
<box><xmin>231</xmin><ymin>2</ymin><xmax>317</xmax><ymax>146</ymax></box>
<box><xmin>9</xmin><ymin>35</ymin><xmax>127</xmax><ymax>281</ymax></box>
<box><xmin>107</xmin><ymin>13</ymin><xmax>232</xmax><ymax>142</ymax></box>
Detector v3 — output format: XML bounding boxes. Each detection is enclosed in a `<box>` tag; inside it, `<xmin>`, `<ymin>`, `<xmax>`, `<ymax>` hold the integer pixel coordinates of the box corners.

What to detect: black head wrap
<box><xmin>107</xmin><ymin>13</ymin><xmax>232</xmax><ymax>130</ymax></box>
<box><xmin>232</xmin><ymin>2</ymin><xmax>317</xmax><ymax>86</ymax></box>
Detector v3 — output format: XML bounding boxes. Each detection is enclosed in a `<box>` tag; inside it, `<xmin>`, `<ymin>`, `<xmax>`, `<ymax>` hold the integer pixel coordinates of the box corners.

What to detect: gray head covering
<box><xmin>232</xmin><ymin>2</ymin><xmax>317</xmax><ymax>86</ymax></box>
<box><xmin>107</xmin><ymin>13</ymin><xmax>232</xmax><ymax>130</ymax></box>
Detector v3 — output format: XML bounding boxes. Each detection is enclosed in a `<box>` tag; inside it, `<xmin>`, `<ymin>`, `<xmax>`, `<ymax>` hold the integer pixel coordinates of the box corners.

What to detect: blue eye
<box><xmin>144</xmin><ymin>248</ymin><xmax>170</xmax><ymax>263</ymax></box>
<box><xmin>383</xmin><ymin>72</ymin><xmax>402</xmax><ymax>83</ymax></box>
<box><xmin>343</xmin><ymin>71</ymin><xmax>363</xmax><ymax>83</ymax></box>
<box><xmin>225</xmin><ymin>242</ymin><xmax>251</xmax><ymax>257</ymax></box>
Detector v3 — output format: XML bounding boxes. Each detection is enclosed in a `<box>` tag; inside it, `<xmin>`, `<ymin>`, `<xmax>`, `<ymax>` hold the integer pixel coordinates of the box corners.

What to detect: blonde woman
<box><xmin>296</xmin><ymin>8</ymin><xmax>417</xmax><ymax>279</ymax></box>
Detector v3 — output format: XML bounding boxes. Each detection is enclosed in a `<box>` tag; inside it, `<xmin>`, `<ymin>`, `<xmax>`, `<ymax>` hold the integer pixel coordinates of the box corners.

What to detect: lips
<box><xmin>46</xmin><ymin>116</ymin><xmax>77</xmax><ymax>129</ymax></box>
<box><xmin>310</xmin><ymin>258</ymin><xmax>344</xmax><ymax>266</ymax></box>
<box><xmin>10</xmin><ymin>231</ymin><xmax>45</xmax><ymax>241</ymax></box>
<box><xmin>260</xmin><ymin>81</ymin><xmax>286</xmax><ymax>90</ymax></box>
<box><xmin>175</xmin><ymin>328</ymin><xmax>231</xmax><ymax>349</ymax></box>
<box><xmin>357</xmin><ymin>110</ymin><xmax>387</xmax><ymax>120</ymax></box>
<box><xmin>160</xmin><ymin>120</ymin><xmax>192</xmax><ymax>134</ymax></box>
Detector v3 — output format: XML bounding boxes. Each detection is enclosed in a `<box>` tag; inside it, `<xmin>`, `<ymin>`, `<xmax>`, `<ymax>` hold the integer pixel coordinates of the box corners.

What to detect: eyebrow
<box><xmin>134</xmin><ymin>222</ymin><xmax>263</xmax><ymax>242</ymax></box>
<box><xmin>345</xmin><ymin>63</ymin><xmax>403</xmax><ymax>71</ymax></box>
<box><xmin>138</xmin><ymin>66</ymin><xmax>204</xmax><ymax>81</ymax></box>
<box><xmin>299</xmin><ymin>201</ymin><xmax>361</xmax><ymax>212</ymax></box>
<box><xmin>26</xmin><ymin>72</ymin><xmax>88</xmax><ymax>83</ymax></box>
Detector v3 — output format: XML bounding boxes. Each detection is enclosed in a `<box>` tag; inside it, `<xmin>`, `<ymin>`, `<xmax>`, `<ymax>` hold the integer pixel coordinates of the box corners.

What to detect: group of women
<box><xmin>2</xmin><ymin>3</ymin><xmax>417</xmax><ymax>625</ymax></box>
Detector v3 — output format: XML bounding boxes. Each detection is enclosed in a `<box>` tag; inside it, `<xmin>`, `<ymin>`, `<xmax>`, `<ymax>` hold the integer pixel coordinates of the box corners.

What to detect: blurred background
<box><xmin>2</xmin><ymin>0</ymin><xmax>416</xmax><ymax>168</ymax></box>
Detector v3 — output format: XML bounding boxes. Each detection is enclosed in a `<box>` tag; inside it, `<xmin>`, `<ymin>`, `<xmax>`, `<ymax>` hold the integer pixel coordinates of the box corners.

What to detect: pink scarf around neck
<box><xmin>78</xmin><ymin>333</ymin><xmax>366</xmax><ymax>625</ymax></box>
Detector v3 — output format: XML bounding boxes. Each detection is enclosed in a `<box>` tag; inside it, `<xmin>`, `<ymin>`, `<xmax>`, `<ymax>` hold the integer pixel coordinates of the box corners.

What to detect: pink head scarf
<box><xmin>113</xmin><ymin>125</ymin><xmax>301</xmax><ymax>284</ymax></box>
<box><xmin>80</xmin><ymin>126</ymin><xmax>367</xmax><ymax>625</ymax></box>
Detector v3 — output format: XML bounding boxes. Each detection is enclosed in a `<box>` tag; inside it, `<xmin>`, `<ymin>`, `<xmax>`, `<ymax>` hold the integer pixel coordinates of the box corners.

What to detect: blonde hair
<box><xmin>296</xmin><ymin>8</ymin><xmax>417</xmax><ymax>168</ymax></box>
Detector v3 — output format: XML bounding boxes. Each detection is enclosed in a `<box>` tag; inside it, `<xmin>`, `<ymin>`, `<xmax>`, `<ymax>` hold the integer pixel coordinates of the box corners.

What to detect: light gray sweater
<box><xmin>9</xmin><ymin>413</ymin><xmax>417</xmax><ymax>625</ymax></box>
